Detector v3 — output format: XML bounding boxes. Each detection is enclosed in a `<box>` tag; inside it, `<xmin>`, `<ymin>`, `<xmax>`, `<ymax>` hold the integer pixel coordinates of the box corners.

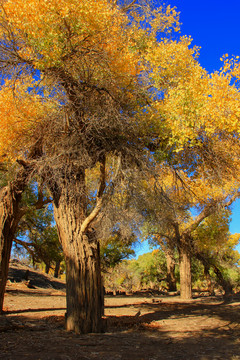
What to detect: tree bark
<box><xmin>45</xmin><ymin>263</ymin><xmax>50</xmax><ymax>274</ymax></box>
<box><xmin>0</xmin><ymin>187</ymin><xmax>15</xmax><ymax>311</ymax></box>
<box><xmin>0</xmin><ymin>183</ymin><xmax>25</xmax><ymax>311</ymax></box>
<box><xmin>53</xmin><ymin>178</ymin><xmax>104</xmax><ymax>334</ymax></box>
<box><xmin>212</xmin><ymin>264</ymin><xmax>233</xmax><ymax>298</ymax></box>
<box><xmin>204</xmin><ymin>264</ymin><xmax>215</xmax><ymax>295</ymax></box>
<box><xmin>0</xmin><ymin>161</ymin><xmax>35</xmax><ymax>312</ymax></box>
<box><xmin>178</xmin><ymin>238</ymin><xmax>192</xmax><ymax>299</ymax></box>
<box><xmin>166</xmin><ymin>245</ymin><xmax>177</xmax><ymax>292</ymax></box>
<box><xmin>54</xmin><ymin>260</ymin><xmax>61</xmax><ymax>278</ymax></box>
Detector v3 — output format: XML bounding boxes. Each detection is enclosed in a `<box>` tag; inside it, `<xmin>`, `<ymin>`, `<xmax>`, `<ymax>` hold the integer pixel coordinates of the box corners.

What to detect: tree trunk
<box><xmin>0</xmin><ymin>186</ymin><xmax>22</xmax><ymax>312</ymax></box>
<box><xmin>45</xmin><ymin>263</ymin><xmax>50</xmax><ymax>274</ymax></box>
<box><xmin>54</xmin><ymin>190</ymin><xmax>104</xmax><ymax>334</ymax></box>
<box><xmin>178</xmin><ymin>239</ymin><xmax>192</xmax><ymax>299</ymax></box>
<box><xmin>204</xmin><ymin>264</ymin><xmax>215</xmax><ymax>295</ymax></box>
<box><xmin>166</xmin><ymin>246</ymin><xmax>177</xmax><ymax>292</ymax></box>
<box><xmin>54</xmin><ymin>260</ymin><xmax>61</xmax><ymax>278</ymax></box>
<box><xmin>0</xmin><ymin>165</ymin><xmax>33</xmax><ymax>312</ymax></box>
<box><xmin>213</xmin><ymin>264</ymin><xmax>233</xmax><ymax>299</ymax></box>
<box><xmin>196</xmin><ymin>251</ymin><xmax>232</xmax><ymax>299</ymax></box>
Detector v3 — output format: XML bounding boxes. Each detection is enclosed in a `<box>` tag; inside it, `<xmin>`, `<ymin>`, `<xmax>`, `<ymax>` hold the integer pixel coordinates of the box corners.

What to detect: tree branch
<box><xmin>13</xmin><ymin>238</ymin><xmax>35</xmax><ymax>258</ymax></box>
<box><xmin>184</xmin><ymin>190</ymin><xmax>240</xmax><ymax>236</ymax></box>
<box><xmin>121</xmin><ymin>0</ymin><xmax>138</xmax><ymax>12</ymax></box>
<box><xmin>80</xmin><ymin>155</ymin><xmax>106</xmax><ymax>235</ymax></box>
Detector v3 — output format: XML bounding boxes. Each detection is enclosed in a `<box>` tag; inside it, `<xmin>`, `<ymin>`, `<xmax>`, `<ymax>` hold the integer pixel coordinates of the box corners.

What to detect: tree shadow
<box><xmin>4</xmin><ymin>307</ymin><xmax>66</xmax><ymax>315</ymax></box>
<box><xmin>105</xmin><ymin>298</ymin><xmax>240</xmax><ymax>334</ymax></box>
<box><xmin>0</xmin><ymin>307</ymin><xmax>240</xmax><ymax>360</ymax></box>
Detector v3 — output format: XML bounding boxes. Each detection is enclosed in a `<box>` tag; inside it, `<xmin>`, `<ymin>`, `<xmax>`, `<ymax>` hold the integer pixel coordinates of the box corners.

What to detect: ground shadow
<box><xmin>4</xmin><ymin>307</ymin><xmax>66</xmax><ymax>315</ymax></box>
<box><xmin>0</xmin><ymin>308</ymin><xmax>239</xmax><ymax>360</ymax></box>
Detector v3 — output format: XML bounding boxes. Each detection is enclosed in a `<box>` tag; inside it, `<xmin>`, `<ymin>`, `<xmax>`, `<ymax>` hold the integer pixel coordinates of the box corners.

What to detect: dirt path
<box><xmin>1</xmin><ymin>285</ymin><xmax>240</xmax><ymax>360</ymax></box>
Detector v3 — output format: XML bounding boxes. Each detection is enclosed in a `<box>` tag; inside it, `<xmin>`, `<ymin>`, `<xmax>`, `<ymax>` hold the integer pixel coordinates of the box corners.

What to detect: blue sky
<box><xmin>135</xmin><ymin>0</ymin><xmax>240</xmax><ymax>257</ymax></box>
<box><xmin>172</xmin><ymin>0</ymin><xmax>240</xmax><ymax>73</ymax></box>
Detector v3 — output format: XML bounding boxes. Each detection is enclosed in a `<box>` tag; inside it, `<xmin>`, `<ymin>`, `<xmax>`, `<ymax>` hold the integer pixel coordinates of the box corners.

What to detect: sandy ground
<box><xmin>0</xmin><ymin>262</ymin><xmax>240</xmax><ymax>359</ymax></box>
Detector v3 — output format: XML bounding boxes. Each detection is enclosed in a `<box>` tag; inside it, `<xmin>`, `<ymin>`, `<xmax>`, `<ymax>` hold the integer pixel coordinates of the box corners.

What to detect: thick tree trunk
<box><xmin>64</xmin><ymin>236</ymin><xmax>103</xmax><ymax>333</ymax></box>
<box><xmin>54</xmin><ymin>191</ymin><xmax>104</xmax><ymax>334</ymax></box>
<box><xmin>166</xmin><ymin>246</ymin><xmax>177</xmax><ymax>292</ymax></box>
<box><xmin>178</xmin><ymin>239</ymin><xmax>192</xmax><ymax>299</ymax></box>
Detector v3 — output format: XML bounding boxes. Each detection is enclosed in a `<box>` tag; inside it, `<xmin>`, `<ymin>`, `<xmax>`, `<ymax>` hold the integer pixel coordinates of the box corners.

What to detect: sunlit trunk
<box><xmin>166</xmin><ymin>245</ymin><xmax>177</xmax><ymax>292</ymax></box>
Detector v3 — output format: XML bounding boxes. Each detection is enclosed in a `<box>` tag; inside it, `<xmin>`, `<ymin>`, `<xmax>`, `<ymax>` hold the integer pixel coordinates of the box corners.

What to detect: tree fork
<box><xmin>54</xmin><ymin>203</ymin><xmax>104</xmax><ymax>334</ymax></box>
<box><xmin>53</xmin><ymin>159</ymin><xmax>106</xmax><ymax>333</ymax></box>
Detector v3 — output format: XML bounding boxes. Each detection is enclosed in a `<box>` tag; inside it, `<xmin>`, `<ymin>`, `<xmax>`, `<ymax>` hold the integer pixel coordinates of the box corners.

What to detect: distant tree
<box><xmin>192</xmin><ymin>210</ymin><xmax>240</xmax><ymax>296</ymax></box>
<box><xmin>133</xmin><ymin>165</ymin><xmax>240</xmax><ymax>299</ymax></box>
<box><xmin>100</xmin><ymin>231</ymin><xmax>136</xmax><ymax>272</ymax></box>
<box><xmin>130</xmin><ymin>250</ymin><xmax>167</xmax><ymax>290</ymax></box>
<box><xmin>104</xmin><ymin>249</ymin><xmax>167</xmax><ymax>293</ymax></box>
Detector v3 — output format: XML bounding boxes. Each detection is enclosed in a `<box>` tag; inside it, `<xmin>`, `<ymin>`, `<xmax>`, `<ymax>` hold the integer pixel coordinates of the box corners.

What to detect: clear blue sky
<box><xmin>172</xmin><ymin>0</ymin><xmax>240</xmax><ymax>73</ymax></box>
<box><xmin>135</xmin><ymin>0</ymin><xmax>240</xmax><ymax>257</ymax></box>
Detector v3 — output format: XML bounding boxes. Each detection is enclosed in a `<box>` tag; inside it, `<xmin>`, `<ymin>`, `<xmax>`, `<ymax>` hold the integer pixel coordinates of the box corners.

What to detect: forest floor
<box><xmin>0</xmin><ymin>260</ymin><xmax>240</xmax><ymax>360</ymax></box>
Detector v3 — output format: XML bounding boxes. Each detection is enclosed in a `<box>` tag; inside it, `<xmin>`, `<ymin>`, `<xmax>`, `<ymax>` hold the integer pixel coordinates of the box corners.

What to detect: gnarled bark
<box><xmin>54</xmin><ymin>193</ymin><xmax>104</xmax><ymax>334</ymax></box>
<box><xmin>52</xmin><ymin>158</ymin><xmax>106</xmax><ymax>333</ymax></box>
<box><xmin>166</xmin><ymin>245</ymin><xmax>177</xmax><ymax>292</ymax></box>
<box><xmin>178</xmin><ymin>237</ymin><xmax>192</xmax><ymax>299</ymax></box>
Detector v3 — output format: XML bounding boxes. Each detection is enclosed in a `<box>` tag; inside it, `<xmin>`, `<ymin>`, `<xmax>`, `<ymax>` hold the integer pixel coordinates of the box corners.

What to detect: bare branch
<box><xmin>13</xmin><ymin>237</ymin><xmax>35</xmax><ymax>258</ymax></box>
<box><xmin>121</xmin><ymin>0</ymin><xmax>138</xmax><ymax>12</ymax></box>
<box><xmin>80</xmin><ymin>155</ymin><xmax>106</xmax><ymax>234</ymax></box>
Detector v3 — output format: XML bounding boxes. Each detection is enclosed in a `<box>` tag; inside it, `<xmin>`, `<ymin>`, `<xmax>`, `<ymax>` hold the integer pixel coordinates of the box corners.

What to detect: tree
<box><xmin>0</xmin><ymin>0</ymin><xmax>181</xmax><ymax>333</ymax></box>
<box><xmin>13</xmin><ymin>192</ymin><xmax>64</xmax><ymax>277</ymax></box>
<box><xmin>192</xmin><ymin>210</ymin><xmax>240</xmax><ymax>296</ymax></box>
<box><xmin>1</xmin><ymin>0</ymin><xmax>240</xmax><ymax>332</ymax></box>
<box><xmin>0</xmin><ymin>166</ymin><xmax>30</xmax><ymax>311</ymax></box>
<box><xmin>104</xmin><ymin>249</ymin><xmax>167</xmax><ymax>293</ymax></box>
<box><xmin>100</xmin><ymin>232</ymin><xmax>136</xmax><ymax>272</ymax></box>
<box><xmin>132</xmin><ymin>38</ymin><xmax>240</xmax><ymax>298</ymax></box>
<box><xmin>131</xmin><ymin>162</ymin><xmax>240</xmax><ymax>299</ymax></box>
<box><xmin>130</xmin><ymin>250</ymin><xmax>167</xmax><ymax>290</ymax></box>
<box><xmin>0</xmin><ymin>165</ymin><xmax>51</xmax><ymax>311</ymax></box>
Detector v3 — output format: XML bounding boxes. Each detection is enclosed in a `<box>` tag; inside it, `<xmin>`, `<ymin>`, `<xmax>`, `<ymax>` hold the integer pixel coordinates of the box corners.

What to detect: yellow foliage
<box><xmin>0</xmin><ymin>0</ymin><xmax>141</xmax><ymax>79</ymax></box>
<box><xmin>0</xmin><ymin>78</ymin><xmax>52</xmax><ymax>161</ymax></box>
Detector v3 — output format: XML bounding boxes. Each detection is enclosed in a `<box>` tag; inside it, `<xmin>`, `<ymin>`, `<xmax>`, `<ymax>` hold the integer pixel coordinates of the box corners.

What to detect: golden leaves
<box><xmin>1</xmin><ymin>0</ymin><xmax>138</xmax><ymax>73</ymax></box>
<box><xmin>0</xmin><ymin>78</ymin><xmax>51</xmax><ymax>162</ymax></box>
<box><xmin>151</xmin><ymin>44</ymin><xmax>240</xmax><ymax>151</ymax></box>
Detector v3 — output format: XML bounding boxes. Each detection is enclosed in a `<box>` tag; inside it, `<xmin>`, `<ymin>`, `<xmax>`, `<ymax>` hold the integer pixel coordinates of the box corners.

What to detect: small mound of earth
<box><xmin>7</xmin><ymin>259</ymin><xmax>66</xmax><ymax>291</ymax></box>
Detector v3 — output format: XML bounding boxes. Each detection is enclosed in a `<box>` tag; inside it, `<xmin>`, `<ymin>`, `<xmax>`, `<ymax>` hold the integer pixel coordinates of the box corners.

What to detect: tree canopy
<box><xmin>1</xmin><ymin>0</ymin><xmax>240</xmax><ymax>332</ymax></box>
